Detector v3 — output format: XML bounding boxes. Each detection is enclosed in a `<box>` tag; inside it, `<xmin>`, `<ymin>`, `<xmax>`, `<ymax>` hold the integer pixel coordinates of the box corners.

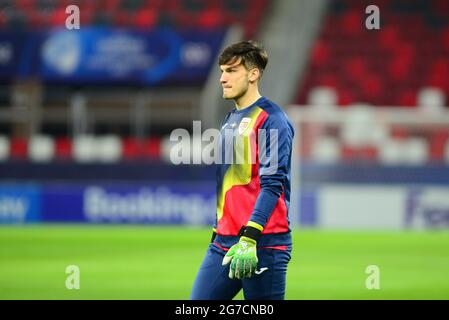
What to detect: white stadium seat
<box><xmin>379</xmin><ymin>138</ymin><xmax>428</xmax><ymax>165</ymax></box>
<box><xmin>417</xmin><ymin>87</ymin><xmax>446</xmax><ymax>114</ymax></box>
<box><xmin>73</xmin><ymin>135</ymin><xmax>97</xmax><ymax>163</ymax></box>
<box><xmin>402</xmin><ymin>138</ymin><xmax>428</xmax><ymax>165</ymax></box>
<box><xmin>310</xmin><ymin>136</ymin><xmax>341</xmax><ymax>163</ymax></box>
<box><xmin>28</xmin><ymin>135</ymin><xmax>55</xmax><ymax>162</ymax></box>
<box><xmin>341</xmin><ymin>104</ymin><xmax>376</xmax><ymax>147</ymax></box>
<box><xmin>370</xmin><ymin>123</ymin><xmax>390</xmax><ymax>147</ymax></box>
<box><xmin>0</xmin><ymin>135</ymin><xmax>10</xmax><ymax>161</ymax></box>
<box><xmin>378</xmin><ymin>139</ymin><xmax>404</xmax><ymax>165</ymax></box>
<box><xmin>97</xmin><ymin>135</ymin><xmax>122</xmax><ymax>162</ymax></box>
<box><xmin>307</xmin><ymin>86</ymin><xmax>338</xmax><ymax>110</ymax></box>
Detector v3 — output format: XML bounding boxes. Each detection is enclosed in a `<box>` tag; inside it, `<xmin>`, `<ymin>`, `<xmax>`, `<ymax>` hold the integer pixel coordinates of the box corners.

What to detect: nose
<box><xmin>220</xmin><ymin>73</ymin><xmax>227</xmax><ymax>84</ymax></box>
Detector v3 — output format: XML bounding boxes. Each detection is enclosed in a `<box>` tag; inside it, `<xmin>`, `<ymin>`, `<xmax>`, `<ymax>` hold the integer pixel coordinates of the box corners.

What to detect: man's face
<box><xmin>219</xmin><ymin>58</ymin><xmax>251</xmax><ymax>100</ymax></box>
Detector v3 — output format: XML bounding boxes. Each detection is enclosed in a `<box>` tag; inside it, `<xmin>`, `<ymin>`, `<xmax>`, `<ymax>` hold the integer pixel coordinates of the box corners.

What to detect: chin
<box><xmin>223</xmin><ymin>93</ymin><xmax>234</xmax><ymax>100</ymax></box>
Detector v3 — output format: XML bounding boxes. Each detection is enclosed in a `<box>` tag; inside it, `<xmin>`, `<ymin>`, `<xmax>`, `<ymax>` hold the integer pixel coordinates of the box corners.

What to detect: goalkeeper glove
<box><xmin>221</xmin><ymin>224</ymin><xmax>262</xmax><ymax>279</ymax></box>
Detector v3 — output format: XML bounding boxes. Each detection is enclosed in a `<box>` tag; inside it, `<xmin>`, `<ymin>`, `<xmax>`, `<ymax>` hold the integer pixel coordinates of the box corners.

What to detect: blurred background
<box><xmin>0</xmin><ymin>0</ymin><xmax>448</xmax><ymax>299</ymax></box>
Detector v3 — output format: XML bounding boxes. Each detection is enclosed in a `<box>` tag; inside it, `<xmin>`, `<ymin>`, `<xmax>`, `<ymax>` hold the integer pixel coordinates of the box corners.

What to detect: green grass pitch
<box><xmin>0</xmin><ymin>225</ymin><xmax>448</xmax><ymax>300</ymax></box>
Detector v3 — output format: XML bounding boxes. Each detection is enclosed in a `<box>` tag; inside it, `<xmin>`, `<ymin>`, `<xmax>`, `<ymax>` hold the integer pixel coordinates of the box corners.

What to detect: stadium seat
<box><xmin>417</xmin><ymin>87</ymin><xmax>446</xmax><ymax>114</ymax></box>
<box><xmin>49</xmin><ymin>7</ymin><xmax>68</xmax><ymax>26</ymax></box>
<box><xmin>133</xmin><ymin>8</ymin><xmax>157</xmax><ymax>28</ymax></box>
<box><xmin>370</xmin><ymin>123</ymin><xmax>390</xmax><ymax>147</ymax></box>
<box><xmin>73</xmin><ymin>135</ymin><xmax>97</xmax><ymax>163</ymax></box>
<box><xmin>96</xmin><ymin>135</ymin><xmax>122</xmax><ymax>163</ymax></box>
<box><xmin>310</xmin><ymin>136</ymin><xmax>341</xmax><ymax>163</ymax></box>
<box><xmin>28</xmin><ymin>135</ymin><xmax>55</xmax><ymax>162</ymax></box>
<box><xmin>429</xmin><ymin>129</ymin><xmax>449</xmax><ymax>163</ymax></box>
<box><xmin>197</xmin><ymin>7</ymin><xmax>224</xmax><ymax>29</ymax></box>
<box><xmin>122</xmin><ymin>137</ymin><xmax>144</xmax><ymax>160</ymax></box>
<box><xmin>340</xmin><ymin>105</ymin><xmax>376</xmax><ymax>147</ymax></box>
<box><xmin>10</xmin><ymin>138</ymin><xmax>28</xmax><ymax>160</ymax></box>
<box><xmin>0</xmin><ymin>136</ymin><xmax>10</xmax><ymax>161</ymax></box>
<box><xmin>307</xmin><ymin>86</ymin><xmax>338</xmax><ymax>107</ymax></box>
<box><xmin>341</xmin><ymin>145</ymin><xmax>378</xmax><ymax>162</ymax></box>
<box><xmin>143</xmin><ymin>137</ymin><xmax>161</xmax><ymax>160</ymax></box>
<box><xmin>378</xmin><ymin>139</ymin><xmax>405</xmax><ymax>165</ymax></box>
<box><xmin>55</xmin><ymin>137</ymin><xmax>72</xmax><ymax>160</ymax></box>
<box><xmin>402</xmin><ymin>138</ymin><xmax>429</xmax><ymax>165</ymax></box>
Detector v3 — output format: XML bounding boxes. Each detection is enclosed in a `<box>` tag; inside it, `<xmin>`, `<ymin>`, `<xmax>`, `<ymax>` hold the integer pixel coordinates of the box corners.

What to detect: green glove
<box><xmin>222</xmin><ymin>236</ymin><xmax>258</xmax><ymax>279</ymax></box>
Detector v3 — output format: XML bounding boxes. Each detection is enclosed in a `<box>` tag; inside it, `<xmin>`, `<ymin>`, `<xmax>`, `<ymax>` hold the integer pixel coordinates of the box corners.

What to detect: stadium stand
<box><xmin>296</xmin><ymin>0</ymin><xmax>449</xmax><ymax>164</ymax></box>
<box><xmin>1</xmin><ymin>0</ymin><xmax>448</xmax><ymax>165</ymax></box>
<box><xmin>0</xmin><ymin>0</ymin><xmax>270</xmax><ymax>38</ymax></box>
<box><xmin>297</xmin><ymin>0</ymin><xmax>449</xmax><ymax>107</ymax></box>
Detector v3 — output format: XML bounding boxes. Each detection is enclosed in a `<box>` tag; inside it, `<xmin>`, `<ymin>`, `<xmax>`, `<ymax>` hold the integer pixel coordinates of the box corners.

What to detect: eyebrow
<box><xmin>220</xmin><ymin>65</ymin><xmax>240</xmax><ymax>72</ymax></box>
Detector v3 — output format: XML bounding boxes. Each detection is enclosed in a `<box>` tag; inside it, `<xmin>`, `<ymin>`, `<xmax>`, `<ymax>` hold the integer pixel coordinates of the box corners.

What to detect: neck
<box><xmin>235</xmin><ymin>87</ymin><xmax>262</xmax><ymax>110</ymax></box>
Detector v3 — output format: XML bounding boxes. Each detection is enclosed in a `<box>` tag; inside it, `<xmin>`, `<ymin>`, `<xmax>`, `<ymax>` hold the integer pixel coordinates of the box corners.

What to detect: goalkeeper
<box><xmin>190</xmin><ymin>41</ymin><xmax>294</xmax><ymax>300</ymax></box>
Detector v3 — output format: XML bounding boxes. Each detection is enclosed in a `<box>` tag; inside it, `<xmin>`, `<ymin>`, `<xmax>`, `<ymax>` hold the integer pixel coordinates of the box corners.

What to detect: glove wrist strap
<box><xmin>239</xmin><ymin>226</ymin><xmax>262</xmax><ymax>242</ymax></box>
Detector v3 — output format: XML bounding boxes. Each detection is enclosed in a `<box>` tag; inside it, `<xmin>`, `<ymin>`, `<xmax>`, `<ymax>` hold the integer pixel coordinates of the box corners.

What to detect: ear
<box><xmin>248</xmin><ymin>68</ymin><xmax>260</xmax><ymax>83</ymax></box>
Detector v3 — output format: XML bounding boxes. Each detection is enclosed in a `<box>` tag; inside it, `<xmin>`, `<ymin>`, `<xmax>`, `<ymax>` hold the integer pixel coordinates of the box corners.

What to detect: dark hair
<box><xmin>218</xmin><ymin>40</ymin><xmax>268</xmax><ymax>75</ymax></box>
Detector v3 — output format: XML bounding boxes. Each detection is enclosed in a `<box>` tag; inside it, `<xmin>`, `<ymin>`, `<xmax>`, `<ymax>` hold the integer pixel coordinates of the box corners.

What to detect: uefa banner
<box><xmin>0</xmin><ymin>28</ymin><xmax>226</xmax><ymax>85</ymax></box>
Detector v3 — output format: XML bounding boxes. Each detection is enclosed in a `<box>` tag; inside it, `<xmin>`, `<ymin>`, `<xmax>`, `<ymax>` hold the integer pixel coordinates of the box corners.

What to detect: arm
<box><xmin>247</xmin><ymin>113</ymin><xmax>294</xmax><ymax>232</ymax></box>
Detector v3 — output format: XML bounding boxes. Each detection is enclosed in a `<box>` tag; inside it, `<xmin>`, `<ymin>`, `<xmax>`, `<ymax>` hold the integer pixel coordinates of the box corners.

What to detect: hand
<box><xmin>222</xmin><ymin>236</ymin><xmax>258</xmax><ymax>279</ymax></box>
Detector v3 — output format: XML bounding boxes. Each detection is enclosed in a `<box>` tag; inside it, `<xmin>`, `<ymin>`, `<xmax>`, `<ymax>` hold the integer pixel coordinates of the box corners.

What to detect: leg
<box><xmin>242</xmin><ymin>248</ymin><xmax>291</xmax><ymax>300</ymax></box>
<box><xmin>190</xmin><ymin>243</ymin><xmax>242</xmax><ymax>300</ymax></box>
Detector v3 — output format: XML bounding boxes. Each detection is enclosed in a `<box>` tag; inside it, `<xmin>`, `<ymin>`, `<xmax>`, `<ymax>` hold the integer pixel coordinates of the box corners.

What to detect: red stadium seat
<box><xmin>133</xmin><ymin>8</ymin><xmax>157</xmax><ymax>28</ymax></box>
<box><xmin>397</xmin><ymin>90</ymin><xmax>417</xmax><ymax>107</ymax></box>
<box><xmin>122</xmin><ymin>137</ymin><xmax>144</xmax><ymax>160</ymax></box>
<box><xmin>429</xmin><ymin>129</ymin><xmax>449</xmax><ymax>162</ymax></box>
<box><xmin>197</xmin><ymin>8</ymin><xmax>224</xmax><ymax>29</ymax></box>
<box><xmin>310</xmin><ymin>40</ymin><xmax>330</xmax><ymax>66</ymax></box>
<box><xmin>10</xmin><ymin>138</ymin><xmax>28</xmax><ymax>160</ymax></box>
<box><xmin>341</xmin><ymin>145</ymin><xmax>378</xmax><ymax>161</ymax></box>
<box><xmin>122</xmin><ymin>137</ymin><xmax>161</xmax><ymax>160</ymax></box>
<box><xmin>55</xmin><ymin>137</ymin><xmax>72</xmax><ymax>160</ymax></box>
<box><xmin>143</xmin><ymin>137</ymin><xmax>161</xmax><ymax>159</ymax></box>
<box><xmin>344</xmin><ymin>57</ymin><xmax>367</xmax><ymax>81</ymax></box>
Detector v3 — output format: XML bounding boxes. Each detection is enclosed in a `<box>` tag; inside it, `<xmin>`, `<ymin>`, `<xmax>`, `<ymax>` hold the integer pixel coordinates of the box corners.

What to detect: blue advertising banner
<box><xmin>41</xmin><ymin>183</ymin><xmax>216</xmax><ymax>224</ymax></box>
<box><xmin>2</xmin><ymin>28</ymin><xmax>226</xmax><ymax>85</ymax></box>
<box><xmin>0</xmin><ymin>32</ymin><xmax>29</xmax><ymax>80</ymax></box>
<box><xmin>0</xmin><ymin>184</ymin><xmax>41</xmax><ymax>223</ymax></box>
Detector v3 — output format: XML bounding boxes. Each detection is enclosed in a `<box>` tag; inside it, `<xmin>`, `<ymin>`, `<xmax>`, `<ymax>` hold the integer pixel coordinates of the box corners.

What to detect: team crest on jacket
<box><xmin>238</xmin><ymin>117</ymin><xmax>252</xmax><ymax>135</ymax></box>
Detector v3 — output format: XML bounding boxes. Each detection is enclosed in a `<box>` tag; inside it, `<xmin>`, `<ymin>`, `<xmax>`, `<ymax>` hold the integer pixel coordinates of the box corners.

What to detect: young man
<box><xmin>190</xmin><ymin>41</ymin><xmax>294</xmax><ymax>300</ymax></box>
